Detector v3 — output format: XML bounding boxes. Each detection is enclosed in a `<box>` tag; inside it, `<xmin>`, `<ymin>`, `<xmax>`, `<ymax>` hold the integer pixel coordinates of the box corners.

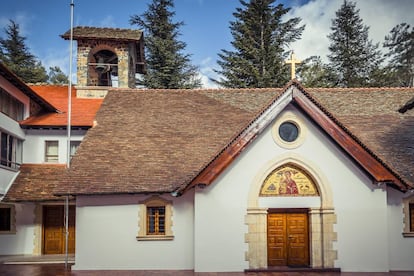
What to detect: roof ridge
<box><xmin>29</xmin><ymin>83</ymin><xmax>70</xmax><ymax>87</ymax></box>
<box><xmin>306</xmin><ymin>87</ymin><xmax>414</xmax><ymax>91</ymax></box>
<box><xmin>21</xmin><ymin>163</ymin><xmax>67</xmax><ymax>168</ymax></box>
<box><xmin>108</xmin><ymin>87</ymin><xmax>284</xmax><ymax>93</ymax></box>
<box><xmin>73</xmin><ymin>26</ymin><xmax>142</xmax><ymax>32</ymax></box>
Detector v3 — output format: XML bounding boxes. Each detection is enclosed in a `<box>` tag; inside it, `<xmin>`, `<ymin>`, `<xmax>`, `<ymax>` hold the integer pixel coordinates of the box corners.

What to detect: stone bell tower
<box><xmin>61</xmin><ymin>26</ymin><xmax>145</xmax><ymax>97</ymax></box>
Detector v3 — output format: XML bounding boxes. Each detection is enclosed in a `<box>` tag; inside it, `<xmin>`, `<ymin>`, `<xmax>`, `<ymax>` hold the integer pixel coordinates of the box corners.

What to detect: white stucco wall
<box><xmin>73</xmin><ymin>192</ymin><xmax>194</xmax><ymax>270</ymax></box>
<box><xmin>23</xmin><ymin>129</ymin><xmax>85</xmax><ymax>164</ymax></box>
<box><xmin>194</xmin><ymin>171</ymin><xmax>249</xmax><ymax>272</ymax></box>
<box><xmin>194</xmin><ymin>105</ymin><xmax>390</xmax><ymax>272</ymax></box>
<box><xmin>0</xmin><ymin>203</ymin><xmax>35</xmax><ymax>255</ymax></box>
<box><xmin>0</xmin><ymin>113</ymin><xmax>25</xmax><ymax>198</ymax></box>
<box><xmin>387</xmin><ymin>188</ymin><xmax>414</xmax><ymax>271</ymax></box>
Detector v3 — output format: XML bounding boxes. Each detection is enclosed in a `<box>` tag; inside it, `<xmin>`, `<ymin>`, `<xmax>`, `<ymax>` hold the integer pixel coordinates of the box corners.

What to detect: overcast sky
<box><xmin>1</xmin><ymin>0</ymin><xmax>413</xmax><ymax>88</ymax></box>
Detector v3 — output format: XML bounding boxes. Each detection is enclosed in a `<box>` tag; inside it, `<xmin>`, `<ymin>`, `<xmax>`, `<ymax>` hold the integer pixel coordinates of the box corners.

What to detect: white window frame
<box><xmin>0</xmin><ymin>131</ymin><xmax>22</xmax><ymax>170</ymax></box>
<box><xmin>45</xmin><ymin>141</ymin><xmax>59</xmax><ymax>163</ymax></box>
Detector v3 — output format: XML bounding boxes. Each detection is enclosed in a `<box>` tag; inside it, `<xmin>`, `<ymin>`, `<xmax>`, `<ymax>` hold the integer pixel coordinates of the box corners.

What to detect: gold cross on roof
<box><xmin>285</xmin><ymin>51</ymin><xmax>301</xmax><ymax>80</ymax></box>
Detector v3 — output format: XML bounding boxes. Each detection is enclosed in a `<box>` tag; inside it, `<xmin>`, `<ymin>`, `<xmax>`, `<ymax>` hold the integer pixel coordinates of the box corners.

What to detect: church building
<box><xmin>0</xmin><ymin>26</ymin><xmax>414</xmax><ymax>273</ymax></box>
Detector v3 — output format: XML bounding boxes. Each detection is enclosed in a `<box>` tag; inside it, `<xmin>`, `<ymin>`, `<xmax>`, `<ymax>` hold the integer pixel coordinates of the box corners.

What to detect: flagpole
<box><xmin>65</xmin><ymin>0</ymin><xmax>74</xmax><ymax>270</ymax></box>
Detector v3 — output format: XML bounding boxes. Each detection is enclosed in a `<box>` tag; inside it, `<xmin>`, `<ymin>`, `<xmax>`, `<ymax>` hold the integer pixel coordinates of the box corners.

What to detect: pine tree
<box><xmin>296</xmin><ymin>56</ymin><xmax>335</xmax><ymax>87</ymax></box>
<box><xmin>327</xmin><ymin>0</ymin><xmax>382</xmax><ymax>87</ymax></box>
<box><xmin>48</xmin><ymin>66</ymin><xmax>69</xmax><ymax>84</ymax></box>
<box><xmin>130</xmin><ymin>0</ymin><xmax>200</xmax><ymax>89</ymax></box>
<box><xmin>383</xmin><ymin>23</ymin><xmax>413</xmax><ymax>87</ymax></box>
<box><xmin>213</xmin><ymin>0</ymin><xmax>304</xmax><ymax>88</ymax></box>
<box><xmin>0</xmin><ymin>20</ymin><xmax>48</xmax><ymax>83</ymax></box>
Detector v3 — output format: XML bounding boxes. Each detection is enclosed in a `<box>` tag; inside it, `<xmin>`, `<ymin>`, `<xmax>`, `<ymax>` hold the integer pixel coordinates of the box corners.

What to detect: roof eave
<box><xmin>292</xmin><ymin>85</ymin><xmax>409</xmax><ymax>192</ymax></box>
<box><xmin>176</xmin><ymin>83</ymin><xmax>295</xmax><ymax>195</ymax></box>
<box><xmin>0</xmin><ymin>63</ymin><xmax>58</xmax><ymax>112</ymax></box>
<box><xmin>177</xmin><ymin>81</ymin><xmax>410</xmax><ymax>195</ymax></box>
<box><xmin>20</xmin><ymin>124</ymin><xmax>91</xmax><ymax>130</ymax></box>
<box><xmin>54</xmin><ymin>190</ymin><xmax>174</xmax><ymax>197</ymax></box>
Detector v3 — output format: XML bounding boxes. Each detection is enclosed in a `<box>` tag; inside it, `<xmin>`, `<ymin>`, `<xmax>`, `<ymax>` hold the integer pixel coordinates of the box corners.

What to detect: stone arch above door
<box><xmin>247</xmin><ymin>153</ymin><xmax>334</xmax><ymax>209</ymax></box>
<box><xmin>260</xmin><ymin>163</ymin><xmax>319</xmax><ymax>197</ymax></box>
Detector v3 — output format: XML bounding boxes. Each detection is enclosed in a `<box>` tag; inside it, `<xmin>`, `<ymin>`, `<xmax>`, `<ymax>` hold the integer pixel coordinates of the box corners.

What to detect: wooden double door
<box><xmin>267</xmin><ymin>210</ymin><xmax>309</xmax><ymax>267</ymax></box>
<box><xmin>43</xmin><ymin>205</ymin><xmax>76</xmax><ymax>254</ymax></box>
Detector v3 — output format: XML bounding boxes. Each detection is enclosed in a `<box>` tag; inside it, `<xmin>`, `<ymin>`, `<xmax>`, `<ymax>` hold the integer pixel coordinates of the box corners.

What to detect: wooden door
<box><xmin>267</xmin><ymin>211</ymin><xmax>309</xmax><ymax>267</ymax></box>
<box><xmin>43</xmin><ymin>205</ymin><xmax>75</xmax><ymax>254</ymax></box>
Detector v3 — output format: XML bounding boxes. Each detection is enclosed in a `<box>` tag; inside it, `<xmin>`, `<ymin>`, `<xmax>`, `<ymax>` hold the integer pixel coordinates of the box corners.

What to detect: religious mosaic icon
<box><xmin>260</xmin><ymin>164</ymin><xmax>319</xmax><ymax>196</ymax></box>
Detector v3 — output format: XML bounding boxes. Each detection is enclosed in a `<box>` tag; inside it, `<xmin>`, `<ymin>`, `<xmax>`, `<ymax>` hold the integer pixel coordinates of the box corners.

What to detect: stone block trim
<box><xmin>245</xmin><ymin>207</ymin><xmax>337</xmax><ymax>270</ymax></box>
<box><xmin>403</xmin><ymin>195</ymin><xmax>414</xmax><ymax>237</ymax></box>
<box><xmin>76</xmin><ymin>87</ymin><xmax>108</xmax><ymax>98</ymax></box>
<box><xmin>309</xmin><ymin>208</ymin><xmax>337</xmax><ymax>268</ymax></box>
<box><xmin>33</xmin><ymin>204</ymin><xmax>42</xmax><ymax>256</ymax></box>
<box><xmin>245</xmin><ymin>208</ymin><xmax>268</xmax><ymax>269</ymax></box>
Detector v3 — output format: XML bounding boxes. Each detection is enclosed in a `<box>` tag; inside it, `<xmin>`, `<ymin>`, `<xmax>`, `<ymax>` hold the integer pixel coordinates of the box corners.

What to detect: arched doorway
<box><xmin>245</xmin><ymin>155</ymin><xmax>337</xmax><ymax>269</ymax></box>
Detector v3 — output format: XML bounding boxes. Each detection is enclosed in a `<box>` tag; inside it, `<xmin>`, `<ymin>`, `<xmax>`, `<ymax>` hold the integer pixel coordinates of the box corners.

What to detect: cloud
<box><xmin>99</xmin><ymin>15</ymin><xmax>116</xmax><ymax>28</ymax></box>
<box><xmin>40</xmin><ymin>45</ymin><xmax>77</xmax><ymax>83</ymax></box>
<box><xmin>0</xmin><ymin>11</ymin><xmax>35</xmax><ymax>37</ymax></box>
<box><xmin>198</xmin><ymin>57</ymin><xmax>220</xmax><ymax>88</ymax></box>
<box><xmin>42</xmin><ymin>50</ymin><xmax>70</xmax><ymax>72</ymax></box>
<box><xmin>197</xmin><ymin>0</ymin><xmax>414</xmax><ymax>88</ymax></box>
<box><xmin>286</xmin><ymin>0</ymin><xmax>414</xmax><ymax>62</ymax></box>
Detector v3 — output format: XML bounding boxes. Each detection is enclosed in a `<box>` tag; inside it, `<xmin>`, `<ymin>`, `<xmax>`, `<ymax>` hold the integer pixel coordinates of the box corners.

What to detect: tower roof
<box><xmin>61</xmin><ymin>26</ymin><xmax>142</xmax><ymax>41</ymax></box>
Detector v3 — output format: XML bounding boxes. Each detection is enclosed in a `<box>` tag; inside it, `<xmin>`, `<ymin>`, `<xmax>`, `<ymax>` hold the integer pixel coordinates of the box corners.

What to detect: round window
<box><xmin>278</xmin><ymin>121</ymin><xmax>299</xmax><ymax>142</ymax></box>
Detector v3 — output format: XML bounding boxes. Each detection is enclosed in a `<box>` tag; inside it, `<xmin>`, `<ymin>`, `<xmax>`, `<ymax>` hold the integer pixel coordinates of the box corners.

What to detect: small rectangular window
<box><xmin>0</xmin><ymin>132</ymin><xmax>7</xmax><ymax>167</ymax></box>
<box><xmin>147</xmin><ymin>206</ymin><xmax>165</xmax><ymax>235</ymax></box>
<box><xmin>0</xmin><ymin>207</ymin><xmax>11</xmax><ymax>231</ymax></box>
<box><xmin>410</xmin><ymin>203</ymin><xmax>414</xmax><ymax>232</ymax></box>
<box><xmin>70</xmin><ymin>141</ymin><xmax>81</xmax><ymax>159</ymax></box>
<box><xmin>45</xmin><ymin>141</ymin><xmax>59</xmax><ymax>163</ymax></box>
<box><xmin>0</xmin><ymin>88</ymin><xmax>24</xmax><ymax>121</ymax></box>
<box><xmin>0</xmin><ymin>132</ymin><xmax>22</xmax><ymax>169</ymax></box>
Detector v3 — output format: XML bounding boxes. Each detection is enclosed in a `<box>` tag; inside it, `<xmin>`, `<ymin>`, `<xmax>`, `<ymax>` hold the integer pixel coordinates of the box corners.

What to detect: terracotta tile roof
<box><xmin>56</xmin><ymin>88</ymin><xmax>278</xmax><ymax>195</ymax></box>
<box><xmin>61</xmin><ymin>26</ymin><xmax>142</xmax><ymax>41</ymax></box>
<box><xmin>0</xmin><ymin>62</ymin><xmax>57</xmax><ymax>112</ymax></box>
<box><xmin>54</xmin><ymin>85</ymin><xmax>414</xmax><ymax>196</ymax></box>
<box><xmin>3</xmin><ymin>164</ymin><xmax>69</xmax><ymax>202</ymax></box>
<box><xmin>306</xmin><ymin>87</ymin><xmax>414</xmax><ymax>189</ymax></box>
<box><xmin>20</xmin><ymin>85</ymin><xmax>103</xmax><ymax>128</ymax></box>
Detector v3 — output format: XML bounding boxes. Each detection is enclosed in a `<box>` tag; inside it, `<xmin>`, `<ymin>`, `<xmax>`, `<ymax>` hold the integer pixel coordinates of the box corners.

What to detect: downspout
<box><xmin>64</xmin><ymin>196</ymin><xmax>70</xmax><ymax>270</ymax></box>
<box><xmin>65</xmin><ymin>0</ymin><xmax>75</xmax><ymax>270</ymax></box>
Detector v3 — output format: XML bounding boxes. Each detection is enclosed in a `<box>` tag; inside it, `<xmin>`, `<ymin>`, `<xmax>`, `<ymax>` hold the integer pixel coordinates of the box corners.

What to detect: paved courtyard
<box><xmin>0</xmin><ymin>256</ymin><xmax>413</xmax><ymax>276</ymax></box>
<box><xmin>0</xmin><ymin>264</ymin><xmax>414</xmax><ymax>276</ymax></box>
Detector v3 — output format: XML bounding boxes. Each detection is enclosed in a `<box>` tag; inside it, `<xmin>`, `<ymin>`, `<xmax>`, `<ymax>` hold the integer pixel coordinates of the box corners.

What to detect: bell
<box><xmin>95</xmin><ymin>57</ymin><xmax>109</xmax><ymax>73</ymax></box>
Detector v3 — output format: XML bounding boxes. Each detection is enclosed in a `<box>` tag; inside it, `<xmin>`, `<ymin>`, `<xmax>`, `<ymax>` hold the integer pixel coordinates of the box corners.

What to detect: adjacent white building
<box><xmin>1</xmin><ymin>25</ymin><xmax>414</xmax><ymax>273</ymax></box>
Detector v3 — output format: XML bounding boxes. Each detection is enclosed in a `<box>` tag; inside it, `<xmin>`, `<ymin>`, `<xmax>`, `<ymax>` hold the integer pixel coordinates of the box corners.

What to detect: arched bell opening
<box><xmin>88</xmin><ymin>50</ymin><xmax>118</xmax><ymax>87</ymax></box>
